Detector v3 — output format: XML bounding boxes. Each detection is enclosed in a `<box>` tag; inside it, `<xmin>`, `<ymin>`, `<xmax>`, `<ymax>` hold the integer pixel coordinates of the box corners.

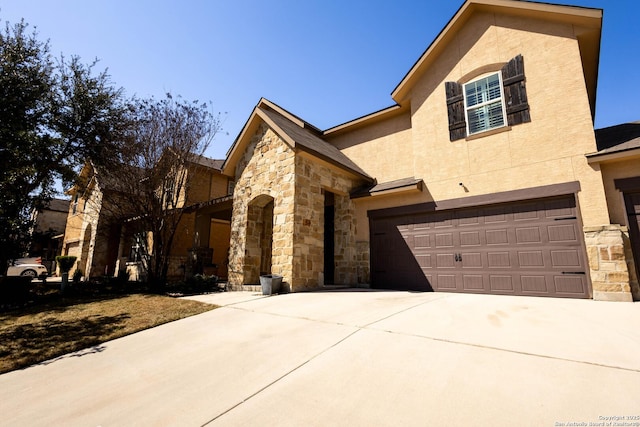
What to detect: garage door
<box><xmin>370</xmin><ymin>196</ymin><xmax>590</xmax><ymax>298</ymax></box>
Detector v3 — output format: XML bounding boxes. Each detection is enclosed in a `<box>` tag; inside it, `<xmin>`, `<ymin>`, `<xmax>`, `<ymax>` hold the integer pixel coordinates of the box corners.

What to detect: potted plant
<box><xmin>259</xmin><ymin>274</ymin><xmax>282</xmax><ymax>295</ymax></box>
<box><xmin>55</xmin><ymin>255</ymin><xmax>77</xmax><ymax>294</ymax></box>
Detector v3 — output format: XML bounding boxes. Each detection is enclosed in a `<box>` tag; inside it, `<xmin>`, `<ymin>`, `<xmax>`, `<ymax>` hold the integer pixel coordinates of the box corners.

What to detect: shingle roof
<box><xmin>351</xmin><ymin>177</ymin><xmax>423</xmax><ymax>199</ymax></box>
<box><xmin>191</xmin><ymin>155</ymin><xmax>224</xmax><ymax>170</ymax></box>
<box><xmin>44</xmin><ymin>198</ymin><xmax>70</xmax><ymax>212</ymax></box>
<box><xmin>594</xmin><ymin>121</ymin><xmax>640</xmax><ymax>155</ymax></box>
<box><xmin>259</xmin><ymin>104</ymin><xmax>373</xmax><ymax>181</ymax></box>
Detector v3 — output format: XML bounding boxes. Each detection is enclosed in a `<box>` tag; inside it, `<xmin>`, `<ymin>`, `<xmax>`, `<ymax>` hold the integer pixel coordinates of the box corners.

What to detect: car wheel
<box><xmin>21</xmin><ymin>269</ymin><xmax>37</xmax><ymax>278</ymax></box>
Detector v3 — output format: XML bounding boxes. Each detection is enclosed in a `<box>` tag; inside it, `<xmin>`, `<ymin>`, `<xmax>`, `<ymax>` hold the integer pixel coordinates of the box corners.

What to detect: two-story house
<box><xmin>62</xmin><ymin>156</ymin><xmax>232</xmax><ymax>281</ymax></box>
<box><xmin>223</xmin><ymin>0</ymin><xmax>638</xmax><ymax>301</ymax></box>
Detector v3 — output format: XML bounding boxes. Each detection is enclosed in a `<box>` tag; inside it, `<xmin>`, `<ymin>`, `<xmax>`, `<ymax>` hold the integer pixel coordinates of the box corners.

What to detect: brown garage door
<box><xmin>370</xmin><ymin>196</ymin><xmax>590</xmax><ymax>298</ymax></box>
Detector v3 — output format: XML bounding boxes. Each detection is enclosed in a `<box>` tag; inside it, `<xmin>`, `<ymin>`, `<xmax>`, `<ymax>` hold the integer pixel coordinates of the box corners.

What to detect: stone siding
<box><xmin>228</xmin><ymin>125</ymin><xmax>296</xmax><ymax>290</ymax></box>
<box><xmin>228</xmin><ymin>123</ymin><xmax>366</xmax><ymax>292</ymax></box>
<box><xmin>584</xmin><ymin>225</ymin><xmax>633</xmax><ymax>302</ymax></box>
<box><xmin>293</xmin><ymin>154</ymin><xmax>364</xmax><ymax>290</ymax></box>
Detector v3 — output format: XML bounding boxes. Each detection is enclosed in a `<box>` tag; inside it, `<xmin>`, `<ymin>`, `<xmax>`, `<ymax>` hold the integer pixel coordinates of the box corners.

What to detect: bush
<box><xmin>117</xmin><ymin>269</ymin><xmax>130</xmax><ymax>284</ymax></box>
<box><xmin>0</xmin><ymin>276</ymin><xmax>34</xmax><ymax>306</ymax></box>
<box><xmin>166</xmin><ymin>274</ymin><xmax>220</xmax><ymax>296</ymax></box>
<box><xmin>56</xmin><ymin>256</ymin><xmax>77</xmax><ymax>273</ymax></box>
<box><xmin>72</xmin><ymin>269</ymin><xmax>83</xmax><ymax>283</ymax></box>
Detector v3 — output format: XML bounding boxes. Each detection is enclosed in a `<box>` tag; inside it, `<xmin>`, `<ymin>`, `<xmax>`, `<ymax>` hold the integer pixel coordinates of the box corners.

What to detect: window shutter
<box><xmin>501</xmin><ymin>54</ymin><xmax>530</xmax><ymax>126</ymax></box>
<box><xmin>445</xmin><ymin>81</ymin><xmax>466</xmax><ymax>141</ymax></box>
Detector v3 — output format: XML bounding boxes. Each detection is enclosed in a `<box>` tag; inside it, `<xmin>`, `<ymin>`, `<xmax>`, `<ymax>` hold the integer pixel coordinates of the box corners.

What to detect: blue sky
<box><xmin>1</xmin><ymin>0</ymin><xmax>638</xmax><ymax>160</ymax></box>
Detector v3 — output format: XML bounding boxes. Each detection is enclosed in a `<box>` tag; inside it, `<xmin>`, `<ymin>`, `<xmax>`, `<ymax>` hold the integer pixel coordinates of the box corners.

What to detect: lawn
<box><xmin>0</xmin><ymin>294</ymin><xmax>216</xmax><ymax>374</ymax></box>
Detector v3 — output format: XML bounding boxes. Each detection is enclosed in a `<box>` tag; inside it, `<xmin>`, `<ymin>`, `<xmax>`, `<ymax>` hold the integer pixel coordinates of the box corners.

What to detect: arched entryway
<box><xmin>245</xmin><ymin>194</ymin><xmax>275</xmax><ymax>284</ymax></box>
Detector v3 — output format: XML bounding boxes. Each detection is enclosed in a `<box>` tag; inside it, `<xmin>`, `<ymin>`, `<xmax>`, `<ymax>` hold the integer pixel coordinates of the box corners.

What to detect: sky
<box><xmin>1</xmin><ymin>0</ymin><xmax>638</xmax><ymax>160</ymax></box>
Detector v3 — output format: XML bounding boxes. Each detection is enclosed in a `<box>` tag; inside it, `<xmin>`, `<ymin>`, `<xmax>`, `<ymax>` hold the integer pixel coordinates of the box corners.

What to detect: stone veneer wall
<box><xmin>228</xmin><ymin>123</ymin><xmax>367</xmax><ymax>292</ymax></box>
<box><xmin>228</xmin><ymin>125</ymin><xmax>296</xmax><ymax>290</ymax></box>
<box><xmin>293</xmin><ymin>155</ymin><xmax>364</xmax><ymax>290</ymax></box>
<box><xmin>623</xmin><ymin>229</ymin><xmax>640</xmax><ymax>301</ymax></box>
<box><xmin>355</xmin><ymin>240</ymin><xmax>370</xmax><ymax>285</ymax></box>
<box><xmin>584</xmin><ymin>225</ymin><xmax>633</xmax><ymax>302</ymax></box>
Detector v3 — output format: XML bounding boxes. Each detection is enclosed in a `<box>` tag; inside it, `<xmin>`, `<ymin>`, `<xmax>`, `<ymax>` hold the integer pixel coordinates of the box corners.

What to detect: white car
<box><xmin>7</xmin><ymin>258</ymin><xmax>48</xmax><ymax>279</ymax></box>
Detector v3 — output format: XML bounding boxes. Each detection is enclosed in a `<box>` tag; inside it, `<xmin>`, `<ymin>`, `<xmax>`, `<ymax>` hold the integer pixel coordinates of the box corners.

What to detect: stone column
<box><xmin>584</xmin><ymin>225</ymin><xmax>633</xmax><ymax>302</ymax></box>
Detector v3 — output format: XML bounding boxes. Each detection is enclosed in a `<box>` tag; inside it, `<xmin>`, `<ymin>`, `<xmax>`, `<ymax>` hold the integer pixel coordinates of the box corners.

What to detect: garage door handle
<box><xmin>562</xmin><ymin>271</ymin><xmax>585</xmax><ymax>275</ymax></box>
<box><xmin>554</xmin><ymin>216</ymin><xmax>577</xmax><ymax>221</ymax></box>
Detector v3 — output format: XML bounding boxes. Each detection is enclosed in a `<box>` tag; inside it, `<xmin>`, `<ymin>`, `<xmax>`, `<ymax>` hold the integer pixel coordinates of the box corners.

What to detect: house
<box><xmin>29</xmin><ymin>198</ymin><xmax>70</xmax><ymax>272</ymax></box>
<box><xmin>223</xmin><ymin>0</ymin><xmax>638</xmax><ymax>301</ymax></box>
<box><xmin>61</xmin><ymin>156</ymin><xmax>232</xmax><ymax>280</ymax></box>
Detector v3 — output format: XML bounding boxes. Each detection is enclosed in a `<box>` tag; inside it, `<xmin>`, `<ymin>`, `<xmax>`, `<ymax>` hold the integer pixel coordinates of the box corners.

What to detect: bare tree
<box><xmin>100</xmin><ymin>94</ymin><xmax>222</xmax><ymax>290</ymax></box>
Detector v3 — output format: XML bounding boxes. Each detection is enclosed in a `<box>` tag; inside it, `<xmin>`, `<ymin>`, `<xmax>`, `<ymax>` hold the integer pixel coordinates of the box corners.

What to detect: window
<box><xmin>445</xmin><ymin>55</ymin><xmax>530</xmax><ymax>141</ymax></box>
<box><xmin>72</xmin><ymin>194</ymin><xmax>79</xmax><ymax>214</ymax></box>
<box><xmin>464</xmin><ymin>73</ymin><xmax>506</xmax><ymax>135</ymax></box>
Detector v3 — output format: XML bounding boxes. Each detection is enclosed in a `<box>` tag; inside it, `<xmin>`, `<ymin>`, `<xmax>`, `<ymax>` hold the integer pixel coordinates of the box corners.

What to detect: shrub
<box><xmin>72</xmin><ymin>269</ymin><xmax>83</xmax><ymax>283</ymax></box>
<box><xmin>55</xmin><ymin>256</ymin><xmax>77</xmax><ymax>274</ymax></box>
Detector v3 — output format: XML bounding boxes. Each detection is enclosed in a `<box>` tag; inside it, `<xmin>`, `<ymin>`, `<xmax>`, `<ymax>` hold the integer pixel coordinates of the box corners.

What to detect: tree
<box><xmin>99</xmin><ymin>94</ymin><xmax>221</xmax><ymax>291</ymax></box>
<box><xmin>0</xmin><ymin>18</ymin><xmax>128</xmax><ymax>272</ymax></box>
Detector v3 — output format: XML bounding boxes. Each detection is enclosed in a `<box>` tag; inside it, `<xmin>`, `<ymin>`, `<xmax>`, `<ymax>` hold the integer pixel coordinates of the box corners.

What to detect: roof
<box><xmin>259</xmin><ymin>105</ymin><xmax>372</xmax><ymax>180</ymax></box>
<box><xmin>587</xmin><ymin>121</ymin><xmax>640</xmax><ymax>162</ymax></box>
<box><xmin>44</xmin><ymin>198</ymin><xmax>70</xmax><ymax>212</ymax></box>
<box><xmin>191</xmin><ymin>155</ymin><xmax>224</xmax><ymax>170</ymax></box>
<box><xmin>391</xmin><ymin>0</ymin><xmax>602</xmax><ymax>118</ymax></box>
<box><xmin>223</xmin><ymin>98</ymin><xmax>373</xmax><ymax>182</ymax></box>
<box><xmin>351</xmin><ymin>177</ymin><xmax>424</xmax><ymax>199</ymax></box>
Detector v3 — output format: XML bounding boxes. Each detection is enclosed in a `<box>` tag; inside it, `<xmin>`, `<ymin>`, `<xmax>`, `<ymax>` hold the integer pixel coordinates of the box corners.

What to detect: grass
<box><xmin>0</xmin><ymin>293</ymin><xmax>217</xmax><ymax>374</ymax></box>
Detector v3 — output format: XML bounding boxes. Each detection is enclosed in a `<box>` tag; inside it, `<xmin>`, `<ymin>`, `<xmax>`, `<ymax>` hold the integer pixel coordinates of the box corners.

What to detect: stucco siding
<box><xmin>325</xmin><ymin>111</ymin><xmax>413</xmax><ymax>183</ymax></box>
<box><xmin>600</xmin><ymin>159</ymin><xmax>640</xmax><ymax>225</ymax></box>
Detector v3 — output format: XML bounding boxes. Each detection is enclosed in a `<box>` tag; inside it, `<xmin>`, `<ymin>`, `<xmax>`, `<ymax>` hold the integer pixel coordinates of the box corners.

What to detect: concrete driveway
<box><xmin>1</xmin><ymin>290</ymin><xmax>639</xmax><ymax>426</ymax></box>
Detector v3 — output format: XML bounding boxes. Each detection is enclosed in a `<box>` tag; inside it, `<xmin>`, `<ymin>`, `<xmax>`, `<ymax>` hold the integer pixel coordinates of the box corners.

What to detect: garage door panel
<box><xmin>462</xmin><ymin>275</ymin><xmax>484</xmax><ymax>291</ymax></box>
<box><xmin>460</xmin><ymin>231</ymin><xmax>481</xmax><ymax>246</ymax></box>
<box><xmin>550</xmin><ymin>250</ymin><xmax>582</xmax><ymax>268</ymax></box>
<box><xmin>436</xmin><ymin>253</ymin><xmax>456</xmax><ymax>268</ymax></box>
<box><xmin>486</xmin><ymin>229</ymin><xmax>509</xmax><ymax>245</ymax></box>
<box><xmin>544</xmin><ymin>198</ymin><xmax>575</xmax><ymax>218</ymax></box>
<box><xmin>518</xmin><ymin>251</ymin><xmax>545</xmax><ymax>268</ymax></box>
<box><xmin>554</xmin><ymin>275</ymin><xmax>587</xmax><ymax>294</ymax></box>
<box><xmin>437</xmin><ymin>274</ymin><xmax>457</xmax><ymax>289</ymax></box>
<box><xmin>370</xmin><ymin>195</ymin><xmax>589</xmax><ymax>298</ymax></box>
<box><xmin>490</xmin><ymin>275</ymin><xmax>514</xmax><ymax>292</ymax></box>
<box><xmin>548</xmin><ymin>223</ymin><xmax>578</xmax><ymax>242</ymax></box>
<box><xmin>515</xmin><ymin>227</ymin><xmax>542</xmax><ymax>244</ymax></box>
<box><xmin>415</xmin><ymin>234</ymin><xmax>431</xmax><ymax>248</ymax></box>
<box><xmin>435</xmin><ymin>233</ymin><xmax>454</xmax><ymax>248</ymax></box>
<box><xmin>513</xmin><ymin>203</ymin><xmax>541</xmax><ymax>221</ymax></box>
<box><xmin>488</xmin><ymin>251</ymin><xmax>512</xmax><ymax>267</ymax></box>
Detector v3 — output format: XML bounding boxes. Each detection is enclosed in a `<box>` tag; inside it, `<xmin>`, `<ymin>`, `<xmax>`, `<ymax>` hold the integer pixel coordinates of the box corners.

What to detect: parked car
<box><xmin>6</xmin><ymin>258</ymin><xmax>48</xmax><ymax>279</ymax></box>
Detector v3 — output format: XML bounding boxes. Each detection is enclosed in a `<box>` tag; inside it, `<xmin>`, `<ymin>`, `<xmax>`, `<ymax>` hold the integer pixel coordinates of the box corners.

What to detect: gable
<box><xmin>223</xmin><ymin>99</ymin><xmax>373</xmax><ymax>182</ymax></box>
<box><xmin>391</xmin><ymin>0</ymin><xmax>601</xmax><ymax>118</ymax></box>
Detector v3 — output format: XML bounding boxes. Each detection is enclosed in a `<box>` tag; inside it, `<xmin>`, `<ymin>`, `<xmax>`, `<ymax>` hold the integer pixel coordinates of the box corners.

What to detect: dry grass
<box><xmin>0</xmin><ymin>294</ymin><xmax>216</xmax><ymax>374</ymax></box>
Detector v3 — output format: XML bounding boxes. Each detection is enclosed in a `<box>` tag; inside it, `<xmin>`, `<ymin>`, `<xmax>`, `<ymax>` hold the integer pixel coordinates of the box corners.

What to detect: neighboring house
<box><xmin>29</xmin><ymin>198</ymin><xmax>70</xmax><ymax>272</ymax></box>
<box><xmin>61</xmin><ymin>163</ymin><xmax>122</xmax><ymax>277</ymax></box>
<box><xmin>61</xmin><ymin>157</ymin><xmax>232</xmax><ymax>280</ymax></box>
<box><xmin>222</xmin><ymin>0</ymin><xmax>638</xmax><ymax>301</ymax></box>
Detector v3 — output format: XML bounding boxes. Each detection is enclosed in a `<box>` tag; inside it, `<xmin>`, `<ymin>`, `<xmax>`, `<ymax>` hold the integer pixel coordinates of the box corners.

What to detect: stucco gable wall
<box><xmin>325</xmin><ymin>111</ymin><xmax>413</xmax><ymax>184</ymax></box>
<box><xmin>405</xmin><ymin>11</ymin><xmax>608</xmax><ymax>227</ymax></box>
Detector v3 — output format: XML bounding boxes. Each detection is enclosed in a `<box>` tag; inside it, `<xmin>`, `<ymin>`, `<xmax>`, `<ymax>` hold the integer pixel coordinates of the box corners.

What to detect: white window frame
<box><xmin>463</xmin><ymin>72</ymin><xmax>508</xmax><ymax>136</ymax></box>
